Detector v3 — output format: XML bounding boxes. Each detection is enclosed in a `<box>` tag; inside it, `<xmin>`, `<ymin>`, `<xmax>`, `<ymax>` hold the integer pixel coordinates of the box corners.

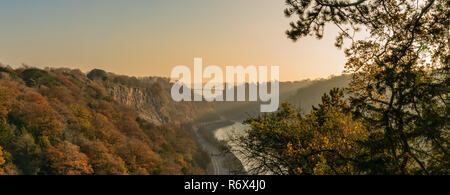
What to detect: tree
<box><xmin>0</xmin><ymin>146</ymin><xmax>19</xmax><ymax>175</ymax></box>
<box><xmin>17</xmin><ymin>91</ymin><xmax>64</xmax><ymax>140</ymax></box>
<box><xmin>20</xmin><ymin>68</ymin><xmax>59</xmax><ymax>87</ymax></box>
<box><xmin>0</xmin><ymin>146</ymin><xmax>6</xmax><ymax>175</ymax></box>
<box><xmin>115</xmin><ymin>138</ymin><xmax>162</xmax><ymax>175</ymax></box>
<box><xmin>44</xmin><ymin>141</ymin><xmax>93</xmax><ymax>175</ymax></box>
<box><xmin>0</xmin><ymin>79</ymin><xmax>19</xmax><ymax>119</ymax></box>
<box><xmin>0</xmin><ymin>115</ymin><xmax>13</xmax><ymax>145</ymax></box>
<box><xmin>232</xmin><ymin>89</ymin><xmax>366</xmax><ymax>175</ymax></box>
<box><xmin>87</xmin><ymin>69</ymin><xmax>108</xmax><ymax>81</ymax></box>
<box><xmin>284</xmin><ymin>0</ymin><xmax>449</xmax><ymax>174</ymax></box>
<box><xmin>79</xmin><ymin>139</ymin><xmax>128</xmax><ymax>175</ymax></box>
<box><xmin>9</xmin><ymin>132</ymin><xmax>43</xmax><ymax>175</ymax></box>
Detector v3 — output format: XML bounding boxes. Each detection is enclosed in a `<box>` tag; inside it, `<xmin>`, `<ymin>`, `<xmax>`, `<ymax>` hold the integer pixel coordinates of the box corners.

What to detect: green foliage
<box><xmin>9</xmin><ymin>132</ymin><xmax>43</xmax><ymax>174</ymax></box>
<box><xmin>20</xmin><ymin>68</ymin><xmax>58</xmax><ymax>87</ymax></box>
<box><xmin>87</xmin><ymin>69</ymin><xmax>108</xmax><ymax>81</ymax></box>
<box><xmin>0</xmin><ymin>121</ymin><xmax>13</xmax><ymax>146</ymax></box>
<box><xmin>0</xmin><ymin>66</ymin><xmax>19</xmax><ymax>79</ymax></box>
<box><xmin>237</xmin><ymin>89</ymin><xmax>366</xmax><ymax>175</ymax></box>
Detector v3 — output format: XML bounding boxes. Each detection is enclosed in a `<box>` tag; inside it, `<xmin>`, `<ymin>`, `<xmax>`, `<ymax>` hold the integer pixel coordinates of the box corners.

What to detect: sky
<box><xmin>0</xmin><ymin>0</ymin><xmax>349</xmax><ymax>81</ymax></box>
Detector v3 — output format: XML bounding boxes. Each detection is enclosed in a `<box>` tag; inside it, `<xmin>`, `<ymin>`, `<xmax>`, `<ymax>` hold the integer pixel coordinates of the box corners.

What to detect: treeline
<box><xmin>0</xmin><ymin>65</ymin><xmax>210</xmax><ymax>175</ymax></box>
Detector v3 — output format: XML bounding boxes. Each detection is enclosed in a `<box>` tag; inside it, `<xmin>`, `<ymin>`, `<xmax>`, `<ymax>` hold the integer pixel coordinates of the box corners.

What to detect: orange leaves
<box><xmin>0</xmin><ymin>79</ymin><xmax>19</xmax><ymax>118</ymax></box>
<box><xmin>14</xmin><ymin>90</ymin><xmax>64</xmax><ymax>138</ymax></box>
<box><xmin>45</xmin><ymin>141</ymin><xmax>93</xmax><ymax>175</ymax></box>
<box><xmin>0</xmin><ymin>146</ymin><xmax>6</xmax><ymax>175</ymax></box>
<box><xmin>115</xmin><ymin>138</ymin><xmax>162</xmax><ymax>174</ymax></box>
<box><xmin>25</xmin><ymin>91</ymin><xmax>49</xmax><ymax>105</ymax></box>
<box><xmin>79</xmin><ymin>139</ymin><xmax>128</xmax><ymax>175</ymax></box>
<box><xmin>287</xmin><ymin>143</ymin><xmax>294</xmax><ymax>155</ymax></box>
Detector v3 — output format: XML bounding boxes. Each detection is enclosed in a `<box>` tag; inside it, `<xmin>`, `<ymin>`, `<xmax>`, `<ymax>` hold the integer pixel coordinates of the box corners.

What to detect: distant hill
<box><xmin>287</xmin><ymin>75</ymin><xmax>351</xmax><ymax>114</ymax></box>
<box><xmin>211</xmin><ymin>80</ymin><xmax>311</xmax><ymax>121</ymax></box>
<box><xmin>213</xmin><ymin>75</ymin><xmax>351</xmax><ymax>121</ymax></box>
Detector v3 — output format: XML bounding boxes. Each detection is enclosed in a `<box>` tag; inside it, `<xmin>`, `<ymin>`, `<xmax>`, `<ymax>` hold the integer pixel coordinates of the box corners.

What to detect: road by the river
<box><xmin>192</xmin><ymin>124</ymin><xmax>230</xmax><ymax>175</ymax></box>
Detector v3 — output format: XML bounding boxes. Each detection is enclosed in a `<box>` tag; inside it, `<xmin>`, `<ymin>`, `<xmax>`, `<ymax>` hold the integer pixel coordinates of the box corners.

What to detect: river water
<box><xmin>214</xmin><ymin>122</ymin><xmax>253</xmax><ymax>173</ymax></box>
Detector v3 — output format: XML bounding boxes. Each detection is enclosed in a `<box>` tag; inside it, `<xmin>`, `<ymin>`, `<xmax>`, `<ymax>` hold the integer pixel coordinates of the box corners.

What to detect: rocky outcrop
<box><xmin>106</xmin><ymin>85</ymin><xmax>164</xmax><ymax>125</ymax></box>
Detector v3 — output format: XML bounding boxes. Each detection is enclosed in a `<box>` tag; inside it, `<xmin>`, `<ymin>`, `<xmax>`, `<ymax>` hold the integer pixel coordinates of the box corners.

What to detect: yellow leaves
<box><xmin>38</xmin><ymin>136</ymin><xmax>51</xmax><ymax>148</ymax></box>
<box><xmin>177</xmin><ymin>154</ymin><xmax>187</xmax><ymax>167</ymax></box>
<box><xmin>70</xmin><ymin>104</ymin><xmax>92</xmax><ymax>130</ymax></box>
<box><xmin>323</xmin><ymin>136</ymin><xmax>329</xmax><ymax>145</ymax></box>
<box><xmin>287</xmin><ymin>142</ymin><xmax>294</xmax><ymax>155</ymax></box>
<box><xmin>251</xmin><ymin>121</ymin><xmax>264</xmax><ymax>129</ymax></box>
<box><xmin>0</xmin><ymin>146</ymin><xmax>5</xmax><ymax>175</ymax></box>
<box><xmin>0</xmin><ymin>146</ymin><xmax>5</xmax><ymax>166</ymax></box>
<box><xmin>297</xmin><ymin>167</ymin><xmax>303</xmax><ymax>174</ymax></box>
<box><xmin>312</xmin><ymin>155</ymin><xmax>332</xmax><ymax>175</ymax></box>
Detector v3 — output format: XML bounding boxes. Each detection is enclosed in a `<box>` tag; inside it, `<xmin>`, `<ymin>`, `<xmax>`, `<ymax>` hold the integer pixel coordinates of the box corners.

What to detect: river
<box><xmin>214</xmin><ymin>122</ymin><xmax>253</xmax><ymax>173</ymax></box>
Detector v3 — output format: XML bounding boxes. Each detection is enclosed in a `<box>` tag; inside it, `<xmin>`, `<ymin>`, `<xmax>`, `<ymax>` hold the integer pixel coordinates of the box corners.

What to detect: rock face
<box><xmin>107</xmin><ymin>85</ymin><xmax>164</xmax><ymax>125</ymax></box>
<box><xmin>103</xmin><ymin>76</ymin><xmax>214</xmax><ymax>126</ymax></box>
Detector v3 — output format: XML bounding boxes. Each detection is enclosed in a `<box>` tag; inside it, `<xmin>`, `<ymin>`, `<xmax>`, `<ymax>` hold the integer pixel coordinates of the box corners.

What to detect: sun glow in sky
<box><xmin>0</xmin><ymin>0</ymin><xmax>349</xmax><ymax>81</ymax></box>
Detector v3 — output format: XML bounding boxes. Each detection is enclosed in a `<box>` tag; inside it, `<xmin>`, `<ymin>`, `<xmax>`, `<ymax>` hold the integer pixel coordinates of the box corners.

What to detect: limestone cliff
<box><xmin>101</xmin><ymin>74</ymin><xmax>214</xmax><ymax>125</ymax></box>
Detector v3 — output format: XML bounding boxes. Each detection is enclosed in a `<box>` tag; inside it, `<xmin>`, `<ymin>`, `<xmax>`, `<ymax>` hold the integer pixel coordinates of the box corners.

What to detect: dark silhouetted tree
<box><xmin>283</xmin><ymin>0</ymin><xmax>449</xmax><ymax>174</ymax></box>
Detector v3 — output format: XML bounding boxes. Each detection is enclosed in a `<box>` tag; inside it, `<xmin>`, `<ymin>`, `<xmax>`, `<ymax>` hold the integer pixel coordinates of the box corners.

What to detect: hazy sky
<box><xmin>0</xmin><ymin>0</ymin><xmax>349</xmax><ymax>81</ymax></box>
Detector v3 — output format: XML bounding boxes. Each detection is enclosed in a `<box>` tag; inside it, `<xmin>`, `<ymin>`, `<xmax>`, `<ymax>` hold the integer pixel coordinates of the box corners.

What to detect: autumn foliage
<box><xmin>0</xmin><ymin>66</ymin><xmax>210</xmax><ymax>175</ymax></box>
